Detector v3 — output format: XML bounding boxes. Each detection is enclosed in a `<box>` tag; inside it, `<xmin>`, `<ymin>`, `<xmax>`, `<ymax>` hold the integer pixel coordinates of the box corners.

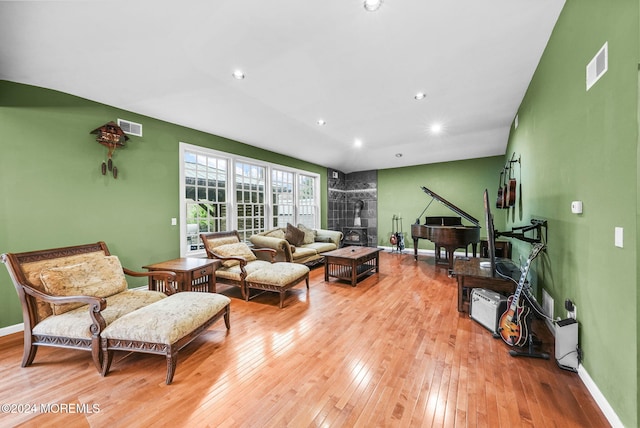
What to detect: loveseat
<box><xmin>249</xmin><ymin>224</ymin><xmax>343</xmax><ymax>265</ymax></box>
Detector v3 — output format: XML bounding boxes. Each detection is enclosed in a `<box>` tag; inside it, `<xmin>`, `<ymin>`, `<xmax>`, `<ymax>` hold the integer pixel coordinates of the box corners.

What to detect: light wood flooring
<box><xmin>0</xmin><ymin>251</ymin><xmax>609</xmax><ymax>427</ymax></box>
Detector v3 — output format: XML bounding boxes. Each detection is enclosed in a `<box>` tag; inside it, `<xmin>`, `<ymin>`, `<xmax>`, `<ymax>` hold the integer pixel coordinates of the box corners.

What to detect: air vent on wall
<box><xmin>586</xmin><ymin>42</ymin><xmax>608</xmax><ymax>91</ymax></box>
<box><xmin>117</xmin><ymin>119</ymin><xmax>143</xmax><ymax>137</ymax></box>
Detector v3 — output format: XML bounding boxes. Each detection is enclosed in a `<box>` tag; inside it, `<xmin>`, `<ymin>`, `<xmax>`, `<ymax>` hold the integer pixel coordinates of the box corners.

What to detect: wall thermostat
<box><xmin>571</xmin><ymin>201</ymin><xmax>583</xmax><ymax>214</ymax></box>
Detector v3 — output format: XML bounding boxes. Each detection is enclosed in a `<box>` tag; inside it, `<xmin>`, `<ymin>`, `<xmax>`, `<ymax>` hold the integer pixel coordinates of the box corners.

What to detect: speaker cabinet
<box><xmin>555</xmin><ymin>318</ymin><xmax>579</xmax><ymax>371</ymax></box>
<box><xmin>470</xmin><ymin>288</ymin><xmax>507</xmax><ymax>334</ymax></box>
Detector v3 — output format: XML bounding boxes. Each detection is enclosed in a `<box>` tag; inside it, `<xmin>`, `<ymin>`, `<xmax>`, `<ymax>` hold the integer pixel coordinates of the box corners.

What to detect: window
<box><xmin>179</xmin><ymin>143</ymin><xmax>320</xmax><ymax>256</ymax></box>
<box><xmin>235</xmin><ymin>161</ymin><xmax>266</xmax><ymax>242</ymax></box>
<box><xmin>298</xmin><ymin>174</ymin><xmax>317</xmax><ymax>229</ymax></box>
<box><xmin>271</xmin><ymin>169</ymin><xmax>294</xmax><ymax>229</ymax></box>
<box><xmin>182</xmin><ymin>150</ymin><xmax>229</xmax><ymax>253</ymax></box>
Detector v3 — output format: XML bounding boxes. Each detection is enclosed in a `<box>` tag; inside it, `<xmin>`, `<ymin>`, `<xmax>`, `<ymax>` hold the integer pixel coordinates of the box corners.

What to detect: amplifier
<box><xmin>470</xmin><ymin>288</ymin><xmax>507</xmax><ymax>334</ymax></box>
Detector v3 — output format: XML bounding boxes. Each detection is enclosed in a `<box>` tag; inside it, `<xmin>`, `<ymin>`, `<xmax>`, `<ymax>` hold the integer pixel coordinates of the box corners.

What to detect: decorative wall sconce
<box><xmin>90</xmin><ymin>121</ymin><xmax>129</xmax><ymax>178</ymax></box>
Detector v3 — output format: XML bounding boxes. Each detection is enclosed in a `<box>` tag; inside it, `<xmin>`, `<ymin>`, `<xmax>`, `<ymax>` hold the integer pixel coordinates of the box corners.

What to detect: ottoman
<box><xmin>101</xmin><ymin>292</ymin><xmax>231</xmax><ymax>384</ymax></box>
<box><xmin>244</xmin><ymin>262</ymin><xmax>310</xmax><ymax>308</ymax></box>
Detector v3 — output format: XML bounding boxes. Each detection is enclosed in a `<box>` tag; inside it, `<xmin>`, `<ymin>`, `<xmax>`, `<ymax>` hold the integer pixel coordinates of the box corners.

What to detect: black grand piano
<box><xmin>411</xmin><ymin>186</ymin><xmax>480</xmax><ymax>271</ymax></box>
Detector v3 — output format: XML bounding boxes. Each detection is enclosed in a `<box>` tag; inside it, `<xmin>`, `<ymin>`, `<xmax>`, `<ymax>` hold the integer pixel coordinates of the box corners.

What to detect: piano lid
<box><xmin>420</xmin><ymin>186</ymin><xmax>480</xmax><ymax>226</ymax></box>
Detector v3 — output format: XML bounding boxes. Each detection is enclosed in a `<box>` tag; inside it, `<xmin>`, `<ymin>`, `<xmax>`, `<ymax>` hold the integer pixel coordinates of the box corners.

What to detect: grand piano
<box><xmin>411</xmin><ymin>186</ymin><xmax>480</xmax><ymax>271</ymax></box>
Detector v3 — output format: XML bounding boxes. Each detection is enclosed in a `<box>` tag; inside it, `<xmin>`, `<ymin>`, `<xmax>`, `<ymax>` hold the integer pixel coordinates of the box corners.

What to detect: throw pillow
<box><xmin>265</xmin><ymin>229</ymin><xmax>286</xmax><ymax>239</ymax></box>
<box><xmin>40</xmin><ymin>255</ymin><xmax>128</xmax><ymax>315</ymax></box>
<box><xmin>213</xmin><ymin>242</ymin><xmax>257</xmax><ymax>267</ymax></box>
<box><xmin>297</xmin><ymin>224</ymin><xmax>316</xmax><ymax>245</ymax></box>
<box><xmin>285</xmin><ymin>223</ymin><xmax>305</xmax><ymax>246</ymax></box>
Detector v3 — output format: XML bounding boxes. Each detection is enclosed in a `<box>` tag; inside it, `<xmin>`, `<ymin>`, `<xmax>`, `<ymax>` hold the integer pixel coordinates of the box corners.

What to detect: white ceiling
<box><xmin>0</xmin><ymin>0</ymin><xmax>565</xmax><ymax>173</ymax></box>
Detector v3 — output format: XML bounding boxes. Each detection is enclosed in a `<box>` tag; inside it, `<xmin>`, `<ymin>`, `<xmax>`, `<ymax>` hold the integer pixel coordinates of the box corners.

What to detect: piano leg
<box><xmin>463</xmin><ymin>243</ymin><xmax>478</xmax><ymax>258</ymax></box>
<box><xmin>435</xmin><ymin>246</ymin><xmax>447</xmax><ymax>265</ymax></box>
<box><xmin>413</xmin><ymin>238</ymin><xmax>419</xmax><ymax>260</ymax></box>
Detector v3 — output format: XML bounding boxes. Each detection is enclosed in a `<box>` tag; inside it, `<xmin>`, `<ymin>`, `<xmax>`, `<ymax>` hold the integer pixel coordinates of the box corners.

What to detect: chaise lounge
<box><xmin>2</xmin><ymin>242</ymin><xmax>231</xmax><ymax>384</ymax></box>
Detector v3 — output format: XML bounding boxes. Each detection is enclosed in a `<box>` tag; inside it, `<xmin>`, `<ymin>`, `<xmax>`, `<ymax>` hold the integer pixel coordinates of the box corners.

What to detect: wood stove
<box><xmin>342</xmin><ymin>227</ymin><xmax>368</xmax><ymax>246</ymax></box>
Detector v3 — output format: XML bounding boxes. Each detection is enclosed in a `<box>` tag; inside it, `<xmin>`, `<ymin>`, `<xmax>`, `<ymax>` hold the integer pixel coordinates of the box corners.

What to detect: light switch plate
<box><xmin>615</xmin><ymin>227</ymin><xmax>623</xmax><ymax>248</ymax></box>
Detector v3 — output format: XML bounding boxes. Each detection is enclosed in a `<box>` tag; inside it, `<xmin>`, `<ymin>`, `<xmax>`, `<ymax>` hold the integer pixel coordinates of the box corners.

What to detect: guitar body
<box><xmin>498</xmin><ymin>295</ymin><xmax>530</xmax><ymax>346</ymax></box>
<box><xmin>501</xmin><ymin>184</ymin><xmax>508</xmax><ymax>208</ymax></box>
<box><xmin>496</xmin><ymin>171</ymin><xmax>504</xmax><ymax>209</ymax></box>
<box><xmin>397</xmin><ymin>233</ymin><xmax>405</xmax><ymax>250</ymax></box>
<box><xmin>507</xmin><ymin>178</ymin><xmax>516</xmax><ymax>206</ymax></box>
<box><xmin>506</xmin><ymin>153</ymin><xmax>518</xmax><ymax>207</ymax></box>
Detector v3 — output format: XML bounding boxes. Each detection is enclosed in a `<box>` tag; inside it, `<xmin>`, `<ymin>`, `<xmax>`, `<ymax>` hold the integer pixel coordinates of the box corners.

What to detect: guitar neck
<box><xmin>507</xmin><ymin>243</ymin><xmax>545</xmax><ymax>311</ymax></box>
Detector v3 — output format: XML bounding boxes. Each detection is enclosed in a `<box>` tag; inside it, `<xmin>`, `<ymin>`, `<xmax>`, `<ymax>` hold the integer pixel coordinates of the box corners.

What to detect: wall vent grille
<box><xmin>586</xmin><ymin>42</ymin><xmax>608</xmax><ymax>91</ymax></box>
<box><xmin>117</xmin><ymin>119</ymin><xmax>143</xmax><ymax>137</ymax></box>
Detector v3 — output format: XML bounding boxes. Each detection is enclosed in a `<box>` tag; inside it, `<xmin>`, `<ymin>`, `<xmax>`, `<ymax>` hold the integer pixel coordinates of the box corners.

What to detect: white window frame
<box><xmin>179</xmin><ymin>142</ymin><xmax>320</xmax><ymax>257</ymax></box>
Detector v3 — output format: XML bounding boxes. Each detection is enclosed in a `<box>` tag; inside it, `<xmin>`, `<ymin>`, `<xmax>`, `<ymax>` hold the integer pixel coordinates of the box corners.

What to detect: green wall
<box><xmin>377</xmin><ymin>156</ymin><xmax>506</xmax><ymax>249</ymax></box>
<box><xmin>2</xmin><ymin>2</ymin><xmax>639</xmax><ymax>422</ymax></box>
<box><xmin>0</xmin><ymin>80</ymin><xmax>327</xmax><ymax>327</ymax></box>
<box><xmin>505</xmin><ymin>0</ymin><xmax>638</xmax><ymax>426</ymax></box>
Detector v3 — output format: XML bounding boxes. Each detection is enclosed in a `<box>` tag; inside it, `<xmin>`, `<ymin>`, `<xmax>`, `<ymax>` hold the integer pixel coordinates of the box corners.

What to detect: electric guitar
<box><xmin>498</xmin><ymin>243</ymin><xmax>545</xmax><ymax>346</ymax></box>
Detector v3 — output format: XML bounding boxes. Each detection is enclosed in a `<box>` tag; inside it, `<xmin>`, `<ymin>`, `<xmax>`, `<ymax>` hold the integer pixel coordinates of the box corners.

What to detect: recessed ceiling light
<box><xmin>430</xmin><ymin>123</ymin><xmax>443</xmax><ymax>134</ymax></box>
<box><xmin>395</xmin><ymin>153</ymin><xmax>403</xmax><ymax>158</ymax></box>
<box><xmin>363</xmin><ymin>0</ymin><xmax>383</xmax><ymax>12</ymax></box>
<box><xmin>317</xmin><ymin>119</ymin><xmax>326</xmax><ymax>126</ymax></box>
<box><xmin>232</xmin><ymin>70</ymin><xmax>245</xmax><ymax>80</ymax></box>
<box><xmin>354</xmin><ymin>139</ymin><xmax>363</xmax><ymax>148</ymax></box>
<box><xmin>414</xmin><ymin>92</ymin><xmax>426</xmax><ymax>100</ymax></box>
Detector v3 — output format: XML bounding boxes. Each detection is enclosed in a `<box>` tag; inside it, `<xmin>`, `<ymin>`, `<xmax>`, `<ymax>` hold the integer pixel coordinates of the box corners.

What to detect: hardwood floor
<box><xmin>0</xmin><ymin>251</ymin><xmax>609</xmax><ymax>427</ymax></box>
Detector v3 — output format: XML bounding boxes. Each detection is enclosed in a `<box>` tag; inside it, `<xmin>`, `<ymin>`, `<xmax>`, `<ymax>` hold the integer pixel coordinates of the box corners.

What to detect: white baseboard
<box><xmin>380</xmin><ymin>246</ymin><xmax>436</xmax><ymax>256</ymax></box>
<box><xmin>0</xmin><ymin>323</ymin><xmax>23</xmax><ymax>337</ymax></box>
<box><xmin>578</xmin><ymin>365</ymin><xmax>623</xmax><ymax>428</ymax></box>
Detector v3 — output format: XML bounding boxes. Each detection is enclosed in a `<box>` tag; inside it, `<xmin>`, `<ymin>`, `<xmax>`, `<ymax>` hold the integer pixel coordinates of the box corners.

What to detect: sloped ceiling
<box><xmin>0</xmin><ymin>0</ymin><xmax>565</xmax><ymax>173</ymax></box>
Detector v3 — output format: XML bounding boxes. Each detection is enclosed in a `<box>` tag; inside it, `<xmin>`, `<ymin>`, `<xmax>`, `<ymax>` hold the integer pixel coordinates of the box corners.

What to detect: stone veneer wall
<box><xmin>327</xmin><ymin>169</ymin><xmax>377</xmax><ymax>247</ymax></box>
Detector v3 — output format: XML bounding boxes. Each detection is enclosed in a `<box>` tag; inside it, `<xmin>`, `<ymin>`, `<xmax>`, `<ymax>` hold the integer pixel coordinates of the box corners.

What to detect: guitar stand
<box><xmin>390</xmin><ymin>216</ymin><xmax>405</xmax><ymax>254</ymax></box>
<box><xmin>508</xmin><ymin>308</ymin><xmax>549</xmax><ymax>360</ymax></box>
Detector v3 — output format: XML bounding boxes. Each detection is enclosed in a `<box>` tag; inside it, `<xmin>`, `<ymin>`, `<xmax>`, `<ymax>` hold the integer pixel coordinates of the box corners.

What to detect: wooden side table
<box><xmin>143</xmin><ymin>258</ymin><xmax>219</xmax><ymax>293</ymax></box>
<box><xmin>452</xmin><ymin>257</ymin><xmax>516</xmax><ymax>312</ymax></box>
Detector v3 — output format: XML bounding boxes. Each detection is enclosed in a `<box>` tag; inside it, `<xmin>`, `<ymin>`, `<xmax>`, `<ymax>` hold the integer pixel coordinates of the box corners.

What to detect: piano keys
<box><xmin>411</xmin><ymin>186</ymin><xmax>480</xmax><ymax>271</ymax></box>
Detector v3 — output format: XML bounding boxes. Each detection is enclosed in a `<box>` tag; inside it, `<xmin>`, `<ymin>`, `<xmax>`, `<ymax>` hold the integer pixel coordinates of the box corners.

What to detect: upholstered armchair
<box><xmin>199</xmin><ymin>231</ymin><xmax>276</xmax><ymax>299</ymax></box>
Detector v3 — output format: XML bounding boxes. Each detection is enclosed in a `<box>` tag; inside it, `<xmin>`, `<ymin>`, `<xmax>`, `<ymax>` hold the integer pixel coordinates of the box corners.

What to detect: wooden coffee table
<box><xmin>323</xmin><ymin>246</ymin><xmax>382</xmax><ymax>286</ymax></box>
<box><xmin>143</xmin><ymin>257</ymin><xmax>220</xmax><ymax>293</ymax></box>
